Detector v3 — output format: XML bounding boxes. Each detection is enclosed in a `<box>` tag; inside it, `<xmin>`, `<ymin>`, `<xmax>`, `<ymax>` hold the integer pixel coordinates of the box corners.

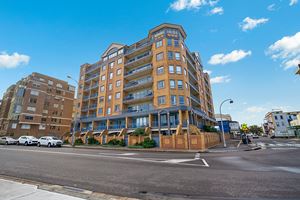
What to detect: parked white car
<box><xmin>0</xmin><ymin>136</ymin><xmax>18</xmax><ymax>145</ymax></box>
<box><xmin>18</xmin><ymin>136</ymin><xmax>38</xmax><ymax>146</ymax></box>
<box><xmin>38</xmin><ymin>136</ymin><xmax>63</xmax><ymax>147</ymax></box>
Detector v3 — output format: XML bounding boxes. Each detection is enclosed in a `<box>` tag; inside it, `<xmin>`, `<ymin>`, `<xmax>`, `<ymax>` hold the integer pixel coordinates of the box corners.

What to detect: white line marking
<box><xmin>0</xmin><ymin>147</ymin><xmax>208</xmax><ymax>167</ymax></box>
<box><xmin>162</xmin><ymin>159</ymin><xmax>198</xmax><ymax>163</ymax></box>
<box><xmin>202</xmin><ymin>159</ymin><xmax>210</xmax><ymax>167</ymax></box>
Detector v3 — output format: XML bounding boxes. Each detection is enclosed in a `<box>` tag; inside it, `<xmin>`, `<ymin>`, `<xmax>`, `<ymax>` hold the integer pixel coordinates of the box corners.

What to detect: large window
<box><xmin>109</xmin><ymin>62</ymin><xmax>114</xmax><ymax>68</ymax></box>
<box><xmin>157</xmin><ymin>66</ymin><xmax>164</xmax><ymax>75</ymax></box>
<box><xmin>176</xmin><ymin>66</ymin><xmax>182</xmax><ymax>74</ymax></box>
<box><xmin>168</xmin><ymin>51</ymin><xmax>173</xmax><ymax>60</ymax></box>
<box><xmin>117</xmin><ymin>69</ymin><xmax>122</xmax><ymax>75</ymax></box>
<box><xmin>174</xmin><ymin>39</ymin><xmax>179</xmax><ymax>47</ymax></box>
<box><xmin>116</xmin><ymin>80</ymin><xmax>121</xmax><ymax>87</ymax></box>
<box><xmin>98</xmin><ymin>108</ymin><xmax>103</xmax><ymax>114</ymax></box>
<box><xmin>30</xmin><ymin>90</ymin><xmax>39</xmax><ymax>96</ymax></box>
<box><xmin>107</xmin><ymin>107</ymin><xmax>111</xmax><ymax>115</ymax></box>
<box><xmin>179</xmin><ymin>96</ymin><xmax>185</xmax><ymax>105</ymax></box>
<box><xmin>171</xmin><ymin>95</ymin><xmax>177</xmax><ymax>105</ymax></box>
<box><xmin>109</xmin><ymin>72</ymin><xmax>113</xmax><ymax>79</ymax></box>
<box><xmin>115</xmin><ymin>92</ymin><xmax>121</xmax><ymax>99</ymax></box>
<box><xmin>156</xmin><ymin>52</ymin><xmax>164</xmax><ymax>61</ymax></box>
<box><xmin>157</xmin><ymin>80</ymin><xmax>165</xmax><ymax>89</ymax></box>
<box><xmin>175</xmin><ymin>52</ymin><xmax>181</xmax><ymax>61</ymax></box>
<box><xmin>101</xmin><ymin>75</ymin><xmax>106</xmax><ymax>81</ymax></box>
<box><xmin>100</xmin><ymin>86</ymin><xmax>105</xmax><ymax>92</ymax></box>
<box><xmin>108</xmin><ymin>95</ymin><xmax>112</xmax><ymax>102</ymax></box>
<box><xmin>169</xmin><ymin>65</ymin><xmax>175</xmax><ymax>73</ymax></box>
<box><xmin>158</xmin><ymin>96</ymin><xmax>166</xmax><ymax>105</ymax></box>
<box><xmin>170</xmin><ymin>80</ymin><xmax>176</xmax><ymax>89</ymax></box>
<box><xmin>108</xmin><ymin>83</ymin><xmax>113</xmax><ymax>91</ymax></box>
<box><xmin>177</xmin><ymin>80</ymin><xmax>183</xmax><ymax>89</ymax></box>
<box><xmin>115</xmin><ymin>105</ymin><xmax>120</xmax><ymax>112</ymax></box>
<box><xmin>117</xmin><ymin>58</ymin><xmax>122</xmax><ymax>64</ymax></box>
<box><xmin>167</xmin><ymin>38</ymin><xmax>172</xmax><ymax>46</ymax></box>
<box><xmin>156</xmin><ymin>40</ymin><xmax>162</xmax><ymax>48</ymax></box>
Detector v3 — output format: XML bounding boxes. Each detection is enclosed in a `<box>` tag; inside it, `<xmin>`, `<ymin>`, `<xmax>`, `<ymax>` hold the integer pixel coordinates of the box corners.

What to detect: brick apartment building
<box><xmin>77</xmin><ymin>23</ymin><xmax>215</xmax><ymax>135</ymax></box>
<box><xmin>0</xmin><ymin>73</ymin><xmax>75</xmax><ymax>138</ymax></box>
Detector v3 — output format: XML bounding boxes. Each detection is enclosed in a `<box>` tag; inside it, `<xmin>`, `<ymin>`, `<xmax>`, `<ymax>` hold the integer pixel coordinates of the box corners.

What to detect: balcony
<box><xmin>190</xmin><ymin>94</ymin><xmax>201</xmax><ymax>105</ymax></box>
<box><xmin>85</xmin><ymin>73</ymin><xmax>100</xmax><ymax>82</ymax></box>
<box><xmin>124</xmin><ymin>64</ymin><xmax>153</xmax><ymax>80</ymax></box>
<box><xmin>125</xmin><ymin>51</ymin><xmax>152</xmax><ymax>68</ymax></box>
<box><xmin>83</xmin><ymin>95</ymin><xmax>89</xmax><ymax>101</ymax></box>
<box><xmin>188</xmin><ymin>69</ymin><xmax>198</xmax><ymax>83</ymax></box>
<box><xmin>125</xmin><ymin>40</ymin><xmax>152</xmax><ymax>56</ymax></box>
<box><xmin>122</xmin><ymin>105</ymin><xmax>154</xmax><ymax>114</ymax></box>
<box><xmin>81</xmin><ymin>106</ymin><xmax>89</xmax><ymax>112</ymax></box>
<box><xmin>86</xmin><ymin>62</ymin><xmax>101</xmax><ymax>74</ymax></box>
<box><xmin>89</xmin><ymin>104</ymin><xmax>97</xmax><ymax>110</ymax></box>
<box><xmin>95</xmin><ymin>125</ymin><xmax>107</xmax><ymax>131</ymax></box>
<box><xmin>189</xmin><ymin>83</ymin><xmax>199</xmax><ymax>94</ymax></box>
<box><xmin>123</xmin><ymin>91</ymin><xmax>153</xmax><ymax>104</ymax></box>
<box><xmin>89</xmin><ymin>93</ymin><xmax>98</xmax><ymax>99</ymax></box>
<box><xmin>108</xmin><ymin>124</ymin><xmax>126</xmax><ymax>130</ymax></box>
<box><xmin>124</xmin><ymin>77</ymin><xmax>153</xmax><ymax>92</ymax></box>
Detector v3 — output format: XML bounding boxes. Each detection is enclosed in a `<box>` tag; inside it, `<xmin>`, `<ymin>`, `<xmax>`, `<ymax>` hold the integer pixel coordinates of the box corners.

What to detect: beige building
<box><xmin>0</xmin><ymin>73</ymin><xmax>75</xmax><ymax>138</ymax></box>
<box><xmin>77</xmin><ymin>23</ymin><xmax>215</xmax><ymax>135</ymax></box>
<box><xmin>215</xmin><ymin>114</ymin><xmax>232</xmax><ymax>121</ymax></box>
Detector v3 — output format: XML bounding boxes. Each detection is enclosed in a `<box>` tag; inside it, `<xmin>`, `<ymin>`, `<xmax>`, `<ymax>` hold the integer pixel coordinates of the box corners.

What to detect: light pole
<box><xmin>67</xmin><ymin>75</ymin><xmax>78</xmax><ymax>147</ymax></box>
<box><xmin>219</xmin><ymin>99</ymin><xmax>234</xmax><ymax>148</ymax></box>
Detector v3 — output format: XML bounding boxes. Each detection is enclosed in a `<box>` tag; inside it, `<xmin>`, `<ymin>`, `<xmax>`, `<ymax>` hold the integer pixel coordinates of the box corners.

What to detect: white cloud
<box><xmin>240</xmin><ymin>17</ymin><xmax>269</xmax><ymax>31</ymax></box>
<box><xmin>208</xmin><ymin>49</ymin><xmax>252</xmax><ymax>65</ymax></box>
<box><xmin>209</xmin><ymin>7</ymin><xmax>224</xmax><ymax>15</ymax></box>
<box><xmin>210</xmin><ymin>75</ymin><xmax>231</xmax><ymax>84</ymax></box>
<box><xmin>267</xmin><ymin>4</ymin><xmax>276</xmax><ymax>11</ymax></box>
<box><xmin>0</xmin><ymin>52</ymin><xmax>30</xmax><ymax>69</ymax></box>
<box><xmin>246</xmin><ymin>106</ymin><xmax>267</xmax><ymax>113</ymax></box>
<box><xmin>169</xmin><ymin>0</ymin><xmax>220</xmax><ymax>11</ymax></box>
<box><xmin>203</xmin><ymin>69</ymin><xmax>212</xmax><ymax>75</ymax></box>
<box><xmin>267</xmin><ymin>32</ymin><xmax>300</xmax><ymax>70</ymax></box>
<box><xmin>290</xmin><ymin>0</ymin><xmax>298</xmax><ymax>6</ymax></box>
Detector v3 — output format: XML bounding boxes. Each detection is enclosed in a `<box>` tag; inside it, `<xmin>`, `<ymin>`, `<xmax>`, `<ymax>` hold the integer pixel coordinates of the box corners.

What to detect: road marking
<box><xmin>202</xmin><ymin>159</ymin><xmax>210</xmax><ymax>167</ymax></box>
<box><xmin>98</xmin><ymin>152</ymin><xmax>138</xmax><ymax>156</ymax></box>
<box><xmin>162</xmin><ymin>159</ymin><xmax>198</xmax><ymax>163</ymax></box>
<box><xmin>0</xmin><ymin>147</ymin><xmax>209</xmax><ymax>167</ymax></box>
<box><xmin>275</xmin><ymin>167</ymin><xmax>300</xmax><ymax>174</ymax></box>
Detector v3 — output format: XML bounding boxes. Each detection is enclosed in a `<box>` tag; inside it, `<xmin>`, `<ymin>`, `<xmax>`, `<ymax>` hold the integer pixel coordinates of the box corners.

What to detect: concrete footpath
<box><xmin>0</xmin><ymin>177</ymin><xmax>137</xmax><ymax>200</ymax></box>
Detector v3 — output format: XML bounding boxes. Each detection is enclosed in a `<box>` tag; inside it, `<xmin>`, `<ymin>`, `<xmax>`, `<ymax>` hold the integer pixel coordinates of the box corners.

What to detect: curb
<box><xmin>0</xmin><ymin>175</ymin><xmax>138</xmax><ymax>200</ymax></box>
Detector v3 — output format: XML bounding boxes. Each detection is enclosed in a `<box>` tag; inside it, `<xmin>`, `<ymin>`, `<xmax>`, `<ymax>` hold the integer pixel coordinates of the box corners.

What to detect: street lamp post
<box><xmin>67</xmin><ymin>75</ymin><xmax>78</xmax><ymax>147</ymax></box>
<box><xmin>219</xmin><ymin>99</ymin><xmax>234</xmax><ymax>148</ymax></box>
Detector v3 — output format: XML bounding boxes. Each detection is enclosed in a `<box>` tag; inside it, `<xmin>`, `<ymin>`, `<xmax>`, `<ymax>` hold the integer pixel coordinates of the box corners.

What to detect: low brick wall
<box><xmin>106</xmin><ymin>135</ymin><xmax>125</xmax><ymax>144</ymax></box>
<box><xmin>127</xmin><ymin>135</ymin><xmax>149</xmax><ymax>146</ymax></box>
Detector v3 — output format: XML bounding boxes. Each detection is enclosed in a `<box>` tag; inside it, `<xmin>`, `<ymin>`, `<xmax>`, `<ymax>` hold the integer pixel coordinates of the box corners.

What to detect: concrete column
<box><xmin>125</xmin><ymin>117</ymin><xmax>129</xmax><ymax>129</ymax></box>
<box><xmin>158</xmin><ymin>113</ymin><xmax>161</xmax><ymax>135</ymax></box>
<box><xmin>148</xmin><ymin>114</ymin><xmax>152</xmax><ymax>128</ymax></box>
<box><xmin>167</xmin><ymin>112</ymin><xmax>170</xmax><ymax>135</ymax></box>
<box><xmin>179</xmin><ymin>110</ymin><xmax>183</xmax><ymax>125</ymax></box>
<box><xmin>106</xmin><ymin>119</ymin><xmax>110</xmax><ymax>130</ymax></box>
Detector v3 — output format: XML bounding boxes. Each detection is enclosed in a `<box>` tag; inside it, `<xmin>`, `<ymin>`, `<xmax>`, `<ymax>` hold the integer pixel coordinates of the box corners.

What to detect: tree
<box><xmin>248</xmin><ymin>125</ymin><xmax>263</xmax><ymax>135</ymax></box>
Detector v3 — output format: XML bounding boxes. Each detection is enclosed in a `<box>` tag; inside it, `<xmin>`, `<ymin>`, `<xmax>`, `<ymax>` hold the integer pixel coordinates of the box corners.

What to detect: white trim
<box><xmin>18</xmin><ymin>122</ymin><xmax>41</xmax><ymax>125</ymax></box>
<box><xmin>28</xmin><ymin>80</ymin><xmax>75</xmax><ymax>94</ymax></box>
<box><xmin>26</xmin><ymin>87</ymin><xmax>74</xmax><ymax>101</ymax></box>
<box><xmin>49</xmin><ymin>124</ymin><xmax>71</xmax><ymax>127</ymax></box>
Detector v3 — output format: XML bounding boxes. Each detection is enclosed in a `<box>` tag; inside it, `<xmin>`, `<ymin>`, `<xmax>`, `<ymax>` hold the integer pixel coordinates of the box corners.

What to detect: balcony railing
<box><xmin>125</xmin><ymin>51</ymin><xmax>152</xmax><ymax>67</ymax></box>
<box><xmin>90</xmin><ymin>93</ymin><xmax>98</xmax><ymax>99</ymax></box>
<box><xmin>189</xmin><ymin>83</ymin><xmax>199</xmax><ymax>94</ymax></box>
<box><xmin>190</xmin><ymin>94</ymin><xmax>201</xmax><ymax>105</ymax></box>
<box><xmin>123</xmin><ymin>91</ymin><xmax>153</xmax><ymax>103</ymax></box>
<box><xmin>108</xmin><ymin>124</ymin><xmax>126</xmax><ymax>130</ymax></box>
<box><xmin>125</xmin><ymin>64</ymin><xmax>152</xmax><ymax>77</ymax></box>
<box><xmin>124</xmin><ymin>77</ymin><xmax>153</xmax><ymax>89</ymax></box>
<box><xmin>85</xmin><ymin>73</ymin><xmax>100</xmax><ymax>82</ymax></box>
<box><xmin>125</xmin><ymin>41</ymin><xmax>152</xmax><ymax>55</ymax></box>
<box><xmin>80</xmin><ymin>114</ymin><xmax>96</xmax><ymax>120</ymax></box>
<box><xmin>89</xmin><ymin>104</ymin><xmax>97</xmax><ymax>110</ymax></box>
<box><xmin>86</xmin><ymin>63</ymin><xmax>101</xmax><ymax>74</ymax></box>
<box><xmin>151</xmin><ymin>120</ymin><xmax>180</xmax><ymax>128</ymax></box>
<box><xmin>95</xmin><ymin>125</ymin><xmax>107</xmax><ymax>131</ymax></box>
<box><xmin>127</xmin><ymin>123</ymin><xmax>149</xmax><ymax>129</ymax></box>
<box><xmin>122</xmin><ymin>105</ymin><xmax>154</xmax><ymax>114</ymax></box>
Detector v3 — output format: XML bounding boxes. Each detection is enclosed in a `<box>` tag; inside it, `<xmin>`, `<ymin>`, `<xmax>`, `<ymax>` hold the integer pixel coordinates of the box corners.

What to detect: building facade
<box><xmin>0</xmin><ymin>73</ymin><xmax>75</xmax><ymax>138</ymax></box>
<box><xmin>263</xmin><ymin>110</ymin><xmax>300</xmax><ymax>137</ymax></box>
<box><xmin>0</xmin><ymin>85</ymin><xmax>16</xmax><ymax>133</ymax></box>
<box><xmin>77</xmin><ymin>23</ymin><xmax>215</xmax><ymax>135</ymax></box>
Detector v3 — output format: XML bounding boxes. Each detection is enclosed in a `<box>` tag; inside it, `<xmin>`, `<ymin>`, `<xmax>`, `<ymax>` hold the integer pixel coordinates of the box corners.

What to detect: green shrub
<box><xmin>75</xmin><ymin>138</ymin><xmax>83</xmax><ymax>145</ymax></box>
<box><xmin>142</xmin><ymin>137</ymin><xmax>156</xmax><ymax>148</ymax></box>
<box><xmin>119</xmin><ymin>139</ymin><xmax>126</xmax><ymax>147</ymax></box>
<box><xmin>132</xmin><ymin>128</ymin><xmax>145</xmax><ymax>136</ymax></box>
<box><xmin>87</xmin><ymin>137</ymin><xmax>99</xmax><ymax>145</ymax></box>
<box><xmin>64</xmin><ymin>139</ymin><xmax>69</xmax><ymax>144</ymax></box>
<box><xmin>203</xmin><ymin>125</ymin><xmax>218</xmax><ymax>132</ymax></box>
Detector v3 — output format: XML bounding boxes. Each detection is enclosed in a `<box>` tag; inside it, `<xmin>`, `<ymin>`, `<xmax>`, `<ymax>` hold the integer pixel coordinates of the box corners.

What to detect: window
<box><xmin>29</xmin><ymin>98</ymin><xmax>37</xmax><ymax>104</ymax></box>
<box><xmin>115</xmin><ymin>92</ymin><xmax>121</xmax><ymax>99</ymax></box>
<box><xmin>25</xmin><ymin>115</ymin><xmax>33</xmax><ymax>120</ymax></box>
<box><xmin>176</xmin><ymin>66</ymin><xmax>182</xmax><ymax>74</ymax></box>
<box><xmin>158</xmin><ymin>96</ymin><xmax>166</xmax><ymax>105</ymax></box>
<box><xmin>275</xmin><ymin>116</ymin><xmax>278</xmax><ymax>120</ymax></box>
<box><xmin>102</xmin><ymin>65</ymin><xmax>106</xmax><ymax>71</ymax></box>
<box><xmin>167</xmin><ymin>38</ymin><xmax>172</xmax><ymax>46</ymax></box>
<box><xmin>98</xmin><ymin>108</ymin><xmax>103</xmax><ymax>114</ymax></box>
<box><xmin>157</xmin><ymin>66</ymin><xmax>164</xmax><ymax>75</ymax></box>
<box><xmin>116</xmin><ymin>80</ymin><xmax>121</xmax><ymax>87</ymax></box>
<box><xmin>27</xmin><ymin>107</ymin><xmax>36</xmax><ymax>112</ymax></box>
<box><xmin>157</xmin><ymin>80</ymin><xmax>165</xmax><ymax>89</ymax></box>
<box><xmin>115</xmin><ymin>105</ymin><xmax>120</xmax><ymax>112</ymax></box>
<box><xmin>39</xmin><ymin>124</ymin><xmax>46</xmax><ymax>130</ymax></box>
<box><xmin>109</xmin><ymin>72</ymin><xmax>113</xmax><ymax>79</ymax></box>
<box><xmin>117</xmin><ymin>69</ymin><xmax>122</xmax><ymax>75</ymax></box>
<box><xmin>99</xmin><ymin>96</ymin><xmax>104</xmax><ymax>103</ymax></box>
<box><xmin>100</xmin><ymin>86</ymin><xmax>105</xmax><ymax>92</ymax></box>
<box><xmin>171</xmin><ymin>95</ymin><xmax>177</xmax><ymax>105</ymax></box>
<box><xmin>117</xmin><ymin>58</ymin><xmax>123</xmax><ymax>64</ymax></box>
<box><xmin>175</xmin><ymin>52</ymin><xmax>181</xmax><ymax>60</ymax></box>
<box><xmin>177</xmin><ymin>80</ymin><xmax>183</xmax><ymax>89</ymax></box>
<box><xmin>21</xmin><ymin>124</ymin><xmax>30</xmax><ymax>129</ymax></box>
<box><xmin>41</xmin><ymin>118</ymin><xmax>47</xmax><ymax>122</ymax></box>
<box><xmin>48</xmin><ymin>80</ymin><xmax>53</xmax><ymax>85</ymax></box>
<box><xmin>280</xmin><ymin>115</ymin><xmax>283</xmax><ymax>119</ymax></box>
<box><xmin>107</xmin><ymin>107</ymin><xmax>111</xmax><ymax>115</ymax></box>
<box><xmin>108</xmin><ymin>95</ymin><xmax>112</xmax><ymax>102</ymax></box>
<box><xmin>170</xmin><ymin>80</ymin><xmax>176</xmax><ymax>89</ymax></box>
<box><xmin>156</xmin><ymin>40</ymin><xmax>162</xmax><ymax>48</ymax></box>
<box><xmin>103</xmin><ymin>57</ymin><xmax>108</xmax><ymax>62</ymax></box>
<box><xmin>109</xmin><ymin>83</ymin><xmax>113</xmax><ymax>91</ymax></box>
<box><xmin>118</xmin><ymin>49</ymin><xmax>123</xmax><ymax>55</ymax></box>
<box><xmin>156</xmin><ymin>52</ymin><xmax>163</xmax><ymax>61</ymax></box>
<box><xmin>101</xmin><ymin>75</ymin><xmax>106</xmax><ymax>81</ymax></box>
<box><xmin>168</xmin><ymin>51</ymin><xmax>173</xmax><ymax>60</ymax></box>
<box><xmin>184</xmin><ymin>69</ymin><xmax>187</xmax><ymax>76</ymax></box>
<box><xmin>11</xmin><ymin>123</ymin><xmax>17</xmax><ymax>129</ymax></box>
<box><xmin>30</xmin><ymin>90</ymin><xmax>39</xmax><ymax>96</ymax></box>
<box><xmin>53</xmin><ymin>104</ymin><xmax>59</xmax><ymax>108</ymax></box>
<box><xmin>43</xmin><ymin>110</ymin><xmax>48</xmax><ymax>114</ymax></box>
<box><xmin>174</xmin><ymin>39</ymin><xmax>179</xmax><ymax>47</ymax></box>
<box><xmin>169</xmin><ymin>65</ymin><xmax>175</xmax><ymax>73</ymax></box>
<box><xmin>109</xmin><ymin>62</ymin><xmax>114</xmax><ymax>68</ymax></box>
<box><xmin>179</xmin><ymin>96</ymin><xmax>185</xmax><ymax>105</ymax></box>
<box><xmin>56</xmin><ymin>83</ymin><xmax>62</xmax><ymax>88</ymax></box>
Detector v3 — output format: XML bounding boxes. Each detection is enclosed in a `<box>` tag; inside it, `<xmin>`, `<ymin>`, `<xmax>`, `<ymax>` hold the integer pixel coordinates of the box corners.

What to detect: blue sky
<box><xmin>0</xmin><ymin>0</ymin><xmax>299</xmax><ymax>125</ymax></box>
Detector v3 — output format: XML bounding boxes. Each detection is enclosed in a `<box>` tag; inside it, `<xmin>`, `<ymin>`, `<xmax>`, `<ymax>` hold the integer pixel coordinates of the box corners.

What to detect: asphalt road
<box><xmin>0</xmin><ymin>138</ymin><xmax>300</xmax><ymax>200</ymax></box>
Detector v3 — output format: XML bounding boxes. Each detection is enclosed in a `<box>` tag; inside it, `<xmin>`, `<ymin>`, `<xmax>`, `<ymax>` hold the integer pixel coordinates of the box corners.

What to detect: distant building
<box><xmin>264</xmin><ymin>110</ymin><xmax>300</xmax><ymax>137</ymax></box>
<box><xmin>0</xmin><ymin>73</ymin><xmax>75</xmax><ymax>138</ymax></box>
<box><xmin>215</xmin><ymin>114</ymin><xmax>232</xmax><ymax>121</ymax></box>
<box><xmin>215</xmin><ymin>114</ymin><xmax>240</xmax><ymax>138</ymax></box>
<box><xmin>289</xmin><ymin>113</ymin><xmax>300</xmax><ymax>137</ymax></box>
<box><xmin>296</xmin><ymin>64</ymin><xmax>300</xmax><ymax>75</ymax></box>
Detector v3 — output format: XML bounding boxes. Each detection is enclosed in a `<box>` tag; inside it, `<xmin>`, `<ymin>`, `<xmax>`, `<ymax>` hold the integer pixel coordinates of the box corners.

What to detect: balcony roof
<box><xmin>148</xmin><ymin>23</ymin><xmax>187</xmax><ymax>39</ymax></box>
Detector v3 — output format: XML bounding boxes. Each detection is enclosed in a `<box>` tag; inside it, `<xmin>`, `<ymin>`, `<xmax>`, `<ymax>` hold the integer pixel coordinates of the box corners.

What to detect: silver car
<box><xmin>0</xmin><ymin>136</ymin><xmax>18</xmax><ymax>145</ymax></box>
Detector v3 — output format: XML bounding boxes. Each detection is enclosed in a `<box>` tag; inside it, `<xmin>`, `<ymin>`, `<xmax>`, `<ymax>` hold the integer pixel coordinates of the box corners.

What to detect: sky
<box><xmin>0</xmin><ymin>0</ymin><xmax>299</xmax><ymax>125</ymax></box>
